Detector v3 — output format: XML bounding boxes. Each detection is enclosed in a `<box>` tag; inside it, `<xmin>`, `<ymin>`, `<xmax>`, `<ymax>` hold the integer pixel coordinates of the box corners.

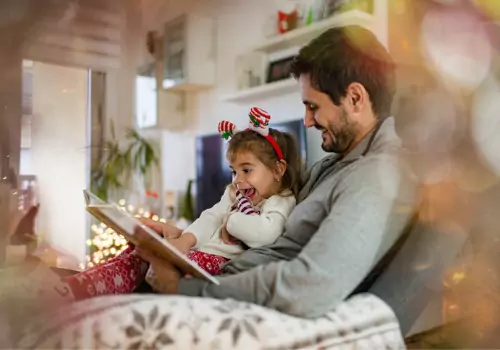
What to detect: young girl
<box><xmin>57</xmin><ymin>107</ymin><xmax>301</xmax><ymax>301</ymax></box>
<box><xmin>147</xmin><ymin>107</ymin><xmax>301</xmax><ymax>282</ymax></box>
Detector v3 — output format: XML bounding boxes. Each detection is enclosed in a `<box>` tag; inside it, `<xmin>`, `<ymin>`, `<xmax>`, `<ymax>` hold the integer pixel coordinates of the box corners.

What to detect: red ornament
<box><xmin>278</xmin><ymin>10</ymin><xmax>298</xmax><ymax>34</ymax></box>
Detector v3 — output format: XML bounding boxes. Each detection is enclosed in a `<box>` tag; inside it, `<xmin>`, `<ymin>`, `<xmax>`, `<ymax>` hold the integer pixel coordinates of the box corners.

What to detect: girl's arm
<box><xmin>182</xmin><ymin>186</ymin><xmax>232</xmax><ymax>248</ymax></box>
<box><xmin>225</xmin><ymin>195</ymin><xmax>296</xmax><ymax>248</ymax></box>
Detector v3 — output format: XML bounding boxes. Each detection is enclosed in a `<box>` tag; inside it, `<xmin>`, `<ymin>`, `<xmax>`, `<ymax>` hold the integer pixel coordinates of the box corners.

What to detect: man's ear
<box><xmin>274</xmin><ymin>160</ymin><xmax>287</xmax><ymax>181</ymax></box>
<box><xmin>345</xmin><ymin>82</ymin><xmax>367</xmax><ymax>114</ymax></box>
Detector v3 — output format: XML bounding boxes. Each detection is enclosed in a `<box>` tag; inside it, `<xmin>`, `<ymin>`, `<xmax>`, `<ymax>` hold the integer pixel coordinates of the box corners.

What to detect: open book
<box><xmin>83</xmin><ymin>190</ymin><xmax>219</xmax><ymax>285</ymax></box>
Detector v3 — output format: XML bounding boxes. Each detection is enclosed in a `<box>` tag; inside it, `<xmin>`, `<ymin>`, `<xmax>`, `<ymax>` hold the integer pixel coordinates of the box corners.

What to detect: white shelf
<box><xmin>221</xmin><ymin>78</ymin><xmax>298</xmax><ymax>103</ymax></box>
<box><xmin>252</xmin><ymin>10</ymin><xmax>375</xmax><ymax>53</ymax></box>
<box><xmin>163</xmin><ymin>81</ymin><xmax>213</xmax><ymax>93</ymax></box>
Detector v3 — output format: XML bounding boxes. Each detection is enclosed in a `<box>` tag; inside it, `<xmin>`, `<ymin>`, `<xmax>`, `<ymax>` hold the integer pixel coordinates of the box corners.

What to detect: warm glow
<box><xmin>83</xmin><ymin>201</ymin><xmax>167</xmax><ymax>269</ymax></box>
<box><xmin>452</xmin><ymin>271</ymin><xmax>466</xmax><ymax>284</ymax></box>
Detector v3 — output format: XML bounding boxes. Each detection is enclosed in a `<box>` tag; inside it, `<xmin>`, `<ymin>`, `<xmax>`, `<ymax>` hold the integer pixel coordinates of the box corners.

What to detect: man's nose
<box><xmin>304</xmin><ymin>111</ymin><xmax>315</xmax><ymax>128</ymax></box>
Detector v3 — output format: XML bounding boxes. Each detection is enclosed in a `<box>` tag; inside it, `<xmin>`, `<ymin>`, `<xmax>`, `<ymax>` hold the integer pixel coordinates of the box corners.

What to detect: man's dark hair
<box><xmin>290</xmin><ymin>25</ymin><xmax>396</xmax><ymax>118</ymax></box>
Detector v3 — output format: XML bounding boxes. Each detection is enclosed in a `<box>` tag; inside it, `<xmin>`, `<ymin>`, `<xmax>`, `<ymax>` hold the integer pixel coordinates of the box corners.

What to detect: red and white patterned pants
<box><xmin>62</xmin><ymin>247</ymin><xmax>229</xmax><ymax>301</ymax></box>
<box><xmin>188</xmin><ymin>250</ymin><xmax>229</xmax><ymax>276</ymax></box>
<box><xmin>61</xmin><ymin>246</ymin><xmax>149</xmax><ymax>301</ymax></box>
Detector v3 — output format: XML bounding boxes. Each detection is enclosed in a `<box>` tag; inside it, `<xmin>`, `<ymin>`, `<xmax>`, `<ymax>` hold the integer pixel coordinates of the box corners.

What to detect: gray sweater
<box><xmin>178</xmin><ymin>117</ymin><xmax>417</xmax><ymax>318</ymax></box>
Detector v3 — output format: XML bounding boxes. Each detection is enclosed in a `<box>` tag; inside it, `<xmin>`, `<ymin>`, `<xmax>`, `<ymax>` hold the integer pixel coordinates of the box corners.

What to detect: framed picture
<box><xmin>236</xmin><ymin>52</ymin><xmax>267</xmax><ymax>89</ymax></box>
<box><xmin>266</xmin><ymin>56</ymin><xmax>295</xmax><ymax>84</ymax></box>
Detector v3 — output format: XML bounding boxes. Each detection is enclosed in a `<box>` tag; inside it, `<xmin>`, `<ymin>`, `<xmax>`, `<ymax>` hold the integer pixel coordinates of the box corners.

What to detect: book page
<box><xmin>84</xmin><ymin>190</ymin><xmax>219</xmax><ymax>285</ymax></box>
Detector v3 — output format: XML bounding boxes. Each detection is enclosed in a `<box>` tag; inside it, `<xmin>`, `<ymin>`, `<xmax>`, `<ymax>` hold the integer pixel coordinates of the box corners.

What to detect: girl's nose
<box><xmin>233</xmin><ymin>173</ymin><xmax>243</xmax><ymax>184</ymax></box>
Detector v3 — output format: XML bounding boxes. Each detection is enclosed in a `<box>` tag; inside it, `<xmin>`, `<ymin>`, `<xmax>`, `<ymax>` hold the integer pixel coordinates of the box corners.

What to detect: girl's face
<box><xmin>229</xmin><ymin>151</ymin><xmax>282</xmax><ymax>205</ymax></box>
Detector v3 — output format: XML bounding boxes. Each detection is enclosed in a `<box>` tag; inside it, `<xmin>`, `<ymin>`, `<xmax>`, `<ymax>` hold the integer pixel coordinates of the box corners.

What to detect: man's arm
<box><xmin>178</xmin><ymin>156</ymin><xmax>417</xmax><ymax>318</ymax></box>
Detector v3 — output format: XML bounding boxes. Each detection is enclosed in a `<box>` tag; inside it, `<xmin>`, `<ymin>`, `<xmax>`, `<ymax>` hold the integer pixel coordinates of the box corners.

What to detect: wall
<box><xmin>140</xmin><ymin>0</ymin><xmax>329</xmax><ymax>195</ymax></box>
<box><xmin>0</xmin><ymin>37</ymin><xmax>22</xmax><ymax>265</ymax></box>
<box><xmin>20</xmin><ymin>61</ymin><xmax>89</xmax><ymax>265</ymax></box>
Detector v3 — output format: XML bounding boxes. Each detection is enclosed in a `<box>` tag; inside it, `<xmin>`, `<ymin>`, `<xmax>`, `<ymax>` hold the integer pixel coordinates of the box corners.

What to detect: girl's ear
<box><xmin>274</xmin><ymin>160</ymin><xmax>287</xmax><ymax>181</ymax></box>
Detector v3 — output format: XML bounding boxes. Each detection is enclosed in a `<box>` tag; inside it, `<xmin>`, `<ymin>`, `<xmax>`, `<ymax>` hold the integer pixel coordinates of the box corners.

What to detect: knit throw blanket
<box><xmin>13</xmin><ymin>293</ymin><xmax>404</xmax><ymax>349</ymax></box>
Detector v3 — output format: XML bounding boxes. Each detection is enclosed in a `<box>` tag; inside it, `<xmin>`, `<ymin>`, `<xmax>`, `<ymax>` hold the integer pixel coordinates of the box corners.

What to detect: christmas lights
<box><xmin>82</xmin><ymin>199</ymin><xmax>166</xmax><ymax>269</ymax></box>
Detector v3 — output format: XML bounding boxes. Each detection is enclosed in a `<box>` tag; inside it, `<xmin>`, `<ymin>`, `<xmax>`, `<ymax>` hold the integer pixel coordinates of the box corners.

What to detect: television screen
<box><xmin>194</xmin><ymin>119</ymin><xmax>306</xmax><ymax>218</ymax></box>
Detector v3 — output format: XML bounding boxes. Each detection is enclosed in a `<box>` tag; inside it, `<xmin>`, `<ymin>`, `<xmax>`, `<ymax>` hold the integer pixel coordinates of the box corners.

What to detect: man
<box><xmin>137</xmin><ymin>25</ymin><xmax>417</xmax><ymax>318</ymax></box>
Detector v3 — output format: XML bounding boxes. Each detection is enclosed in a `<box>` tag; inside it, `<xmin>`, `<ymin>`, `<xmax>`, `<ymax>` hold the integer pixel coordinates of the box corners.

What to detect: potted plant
<box><xmin>91</xmin><ymin>121</ymin><xmax>160</xmax><ymax>202</ymax></box>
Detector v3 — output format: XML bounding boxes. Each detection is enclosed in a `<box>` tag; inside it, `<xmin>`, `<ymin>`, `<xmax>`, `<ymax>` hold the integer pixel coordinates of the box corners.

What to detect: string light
<box><xmin>82</xmin><ymin>198</ymin><xmax>167</xmax><ymax>269</ymax></box>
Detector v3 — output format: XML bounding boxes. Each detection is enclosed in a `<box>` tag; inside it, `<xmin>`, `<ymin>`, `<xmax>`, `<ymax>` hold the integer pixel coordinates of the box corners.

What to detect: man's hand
<box><xmin>136</xmin><ymin>247</ymin><xmax>181</xmax><ymax>294</ymax></box>
<box><xmin>220</xmin><ymin>214</ymin><xmax>239</xmax><ymax>245</ymax></box>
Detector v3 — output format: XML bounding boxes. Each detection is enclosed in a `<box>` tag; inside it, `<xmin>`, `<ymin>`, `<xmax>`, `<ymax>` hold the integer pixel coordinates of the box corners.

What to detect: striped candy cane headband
<box><xmin>218</xmin><ymin>107</ymin><xmax>284</xmax><ymax>160</ymax></box>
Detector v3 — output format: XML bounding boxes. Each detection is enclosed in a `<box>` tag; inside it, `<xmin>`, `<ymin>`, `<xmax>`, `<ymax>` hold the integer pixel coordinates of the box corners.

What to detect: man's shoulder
<box><xmin>351</xmin><ymin>145</ymin><xmax>404</xmax><ymax>176</ymax></box>
<box><xmin>341</xmin><ymin>150</ymin><xmax>416</xmax><ymax>202</ymax></box>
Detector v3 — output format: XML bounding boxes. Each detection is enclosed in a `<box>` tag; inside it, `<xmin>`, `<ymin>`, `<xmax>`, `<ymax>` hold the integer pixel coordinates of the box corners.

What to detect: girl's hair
<box><xmin>226</xmin><ymin>128</ymin><xmax>302</xmax><ymax>198</ymax></box>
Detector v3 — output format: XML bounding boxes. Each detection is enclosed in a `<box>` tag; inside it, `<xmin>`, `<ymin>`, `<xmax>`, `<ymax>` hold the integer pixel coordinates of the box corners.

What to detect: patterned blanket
<box><xmin>15</xmin><ymin>293</ymin><xmax>405</xmax><ymax>349</ymax></box>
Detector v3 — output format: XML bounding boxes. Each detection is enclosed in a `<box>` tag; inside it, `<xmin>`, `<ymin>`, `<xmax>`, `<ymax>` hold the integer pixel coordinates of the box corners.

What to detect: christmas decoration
<box><xmin>218</xmin><ymin>107</ymin><xmax>283</xmax><ymax>160</ymax></box>
<box><xmin>248</xmin><ymin>107</ymin><xmax>271</xmax><ymax>132</ymax></box>
<box><xmin>82</xmin><ymin>197</ymin><xmax>167</xmax><ymax>270</ymax></box>
<box><xmin>278</xmin><ymin>10</ymin><xmax>298</xmax><ymax>34</ymax></box>
<box><xmin>217</xmin><ymin>120</ymin><xmax>239</xmax><ymax>140</ymax></box>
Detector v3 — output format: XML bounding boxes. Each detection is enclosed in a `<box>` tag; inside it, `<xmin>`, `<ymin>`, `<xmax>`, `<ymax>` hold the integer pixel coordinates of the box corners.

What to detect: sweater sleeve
<box><xmin>177</xmin><ymin>156</ymin><xmax>417</xmax><ymax>318</ymax></box>
<box><xmin>226</xmin><ymin>195</ymin><xmax>296</xmax><ymax>248</ymax></box>
<box><xmin>182</xmin><ymin>187</ymin><xmax>231</xmax><ymax>248</ymax></box>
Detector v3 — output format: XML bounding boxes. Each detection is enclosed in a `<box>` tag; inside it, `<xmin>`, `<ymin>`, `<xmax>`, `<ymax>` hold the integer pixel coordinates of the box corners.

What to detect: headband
<box><xmin>218</xmin><ymin>107</ymin><xmax>284</xmax><ymax>160</ymax></box>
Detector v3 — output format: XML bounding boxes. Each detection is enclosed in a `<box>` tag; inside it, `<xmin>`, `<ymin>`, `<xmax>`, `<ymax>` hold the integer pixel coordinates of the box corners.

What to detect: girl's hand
<box><xmin>228</xmin><ymin>184</ymin><xmax>237</xmax><ymax>202</ymax></box>
<box><xmin>139</xmin><ymin>218</ymin><xmax>182</xmax><ymax>239</ymax></box>
<box><xmin>168</xmin><ymin>234</ymin><xmax>196</xmax><ymax>256</ymax></box>
<box><xmin>220</xmin><ymin>214</ymin><xmax>239</xmax><ymax>245</ymax></box>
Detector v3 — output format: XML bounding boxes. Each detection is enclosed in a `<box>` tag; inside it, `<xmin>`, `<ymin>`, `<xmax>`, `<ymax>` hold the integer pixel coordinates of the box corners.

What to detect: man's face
<box><xmin>299</xmin><ymin>74</ymin><xmax>360</xmax><ymax>154</ymax></box>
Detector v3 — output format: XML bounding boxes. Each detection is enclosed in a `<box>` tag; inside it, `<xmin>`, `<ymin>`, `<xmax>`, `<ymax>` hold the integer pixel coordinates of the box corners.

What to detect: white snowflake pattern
<box><xmin>74</xmin><ymin>274</ymin><xmax>88</xmax><ymax>285</ymax></box>
<box><xmin>96</xmin><ymin>280</ymin><xmax>107</xmax><ymax>294</ymax></box>
<box><xmin>114</xmin><ymin>274</ymin><xmax>124</xmax><ymax>287</ymax></box>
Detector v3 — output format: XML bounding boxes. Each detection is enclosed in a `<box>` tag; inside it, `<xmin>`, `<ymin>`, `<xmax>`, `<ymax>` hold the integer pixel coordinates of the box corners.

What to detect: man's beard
<box><xmin>321</xmin><ymin>108</ymin><xmax>359</xmax><ymax>154</ymax></box>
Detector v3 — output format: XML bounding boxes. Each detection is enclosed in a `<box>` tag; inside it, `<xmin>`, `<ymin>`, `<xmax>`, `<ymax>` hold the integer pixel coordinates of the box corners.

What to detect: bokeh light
<box><xmin>472</xmin><ymin>77</ymin><xmax>500</xmax><ymax>176</ymax></box>
<box><xmin>421</xmin><ymin>7</ymin><xmax>492</xmax><ymax>90</ymax></box>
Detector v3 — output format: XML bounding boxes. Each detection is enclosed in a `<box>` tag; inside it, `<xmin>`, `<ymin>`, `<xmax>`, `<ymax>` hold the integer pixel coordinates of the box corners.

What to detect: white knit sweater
<box><xmin>183</xmin><ymin>187</ymin><xmax>296</xmax><ymax>259</ymax></box>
